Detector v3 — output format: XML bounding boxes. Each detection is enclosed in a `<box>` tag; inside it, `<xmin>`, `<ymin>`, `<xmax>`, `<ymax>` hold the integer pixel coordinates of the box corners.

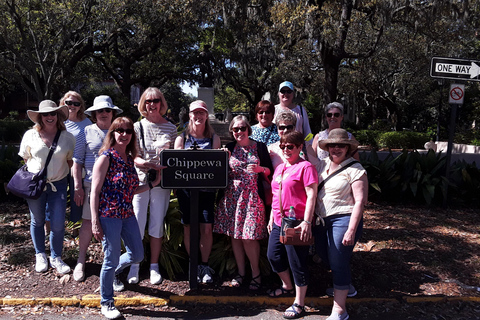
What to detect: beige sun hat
<box><xmin>84</xmin><ymin>95</ymin><xmax>123</xmax><ymax>116</ymax></box>
<box><xmin>27</xmin><ymin>100</ymin><xmax>69</xmax><ymax>124</ymax></box>
<box><xmin>318</xmin><ymin>128</ymin><xmax>359</xmax><ymax>152</ymax></box>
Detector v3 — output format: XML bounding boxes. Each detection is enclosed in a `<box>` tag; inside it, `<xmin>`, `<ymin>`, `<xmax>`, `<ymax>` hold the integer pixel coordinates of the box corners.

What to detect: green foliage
<box><xmin>353</xmin><ymin>130</ymin><xmax>381</xmax><ymax>149</ymax></box>
<box><xmin>0</xmin><ymin>117</ymin><xmax>31</xmax><ymax>143</ymax></box>
<box><xmin>449</xmin><ymin>160</ymin><xmax>480</xmax><ymax>205</ymax></box>
<box><xmin>377</xmin><ymin>131</ymin><xmax>429</xmax><ymax>150</ymax></box>
<box><xmin>0</xmin><ymin>140</ymin><xmax>22</xmax><ymax>200</ymax></box>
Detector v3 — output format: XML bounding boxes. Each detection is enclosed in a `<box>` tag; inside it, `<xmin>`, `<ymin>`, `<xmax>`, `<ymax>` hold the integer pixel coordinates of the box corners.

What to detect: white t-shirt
<box><xmin>19</xmin><ymin>129</ymin><xmax>75</xmax><ymax>182</ymax></box>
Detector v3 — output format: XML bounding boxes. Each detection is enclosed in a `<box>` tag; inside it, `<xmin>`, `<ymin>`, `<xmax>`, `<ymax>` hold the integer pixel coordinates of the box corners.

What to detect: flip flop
<box><xmin>231</xmin><ymin>274</ymin><xmax>245</xmax><ymax>287</ymax></box>
<box><xmin>283</xmin><ymin>303</ymin><xmax>306</xmax><ymax>319</ymax></box>
<box><xmin>268</xmin><ymin>286</ymin><xmax>295</xmax><ymax>297</ymax></box>
<box><xmin>249</xmin><ymin>274</ymin><xmax>261</xmax><ymax>291</ymax></box>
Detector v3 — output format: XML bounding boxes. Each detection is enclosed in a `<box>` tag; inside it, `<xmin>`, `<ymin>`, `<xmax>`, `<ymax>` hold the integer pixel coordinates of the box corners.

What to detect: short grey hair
<box><xmin>276</xmin><ymin>110</ymin><xmax>297</xmax><ymax>126</ymax></box>
<box><xmin>325</xmin><ymin>102</ymin><xmax>344</xmax><ymax>114</ymax></box>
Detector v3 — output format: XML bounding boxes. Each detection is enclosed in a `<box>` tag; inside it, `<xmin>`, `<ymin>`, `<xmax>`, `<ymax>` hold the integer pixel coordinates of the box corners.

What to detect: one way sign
<box><xmin>431</xmin><ymin>57</ymin><xmax>480</xmax><ymax>81</ymax></box>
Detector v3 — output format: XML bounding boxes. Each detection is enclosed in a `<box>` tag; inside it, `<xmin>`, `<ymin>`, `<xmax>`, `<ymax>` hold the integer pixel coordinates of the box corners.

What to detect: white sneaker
<box><xmin>73</xmin><ymin>263</ymin><xmax>85</xmax><ymax>282</ymax></box>
<box><xmin>101</xmin><ymin>301</ymin><xmax>122</xmax><ymax>319</ymax></box>
<box><xmin>35</xmin><ymin>253</ymin><xmax>48</xmax><ymax>273</ymax></box>
<box><xmin>150</xmin><ymin>267</ymin><xmax>163</xmax><ymax>285</ymax></box>
<box><xmin>201</xmin><ymin>266</ymin><xmax>214</xmax><ymax>284</ymax></box>
<box><xmin>197</xmin><ymin>265</ymin><xmax>204</xmax><ymax>283</ymax></box>
<box><xmin>113</xmin><ymin>276</ymin><xmax>124</xmax><ymax>292</ymax></box>
<box><xmin>326</xmin><ymin>311</ymin><xmax>349</xmax><ymax>320</ymax></box>
<box><xmin>127</xmin><ymin>263</ymin><xmax>140</xmax><ymax>284</ymax></box>
<box><xmin>50</xmin><ymin>257</ymin><xmax>71</xmax><ymax>274</ymax></box>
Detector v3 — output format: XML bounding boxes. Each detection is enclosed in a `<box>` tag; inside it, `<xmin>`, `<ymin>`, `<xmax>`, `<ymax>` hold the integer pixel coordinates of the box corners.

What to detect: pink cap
<box><xmin>189</xmin><ymin>100</ymin><xmax>208</xmax><ymax>113</ymax></box>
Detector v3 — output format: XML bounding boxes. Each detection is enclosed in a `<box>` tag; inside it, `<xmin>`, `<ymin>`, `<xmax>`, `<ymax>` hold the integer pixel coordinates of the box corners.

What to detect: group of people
<box><xmin>16</xmin><ymin>81</ymin><xmax>367</xmax><ymax>320</ymax></box>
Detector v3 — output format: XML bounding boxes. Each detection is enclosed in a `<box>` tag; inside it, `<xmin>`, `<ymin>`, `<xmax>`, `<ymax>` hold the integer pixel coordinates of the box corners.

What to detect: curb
<box><xmin>1</xmin><ymin>295</ymin><xmax>479</xmax><ymax>307</ymax></box>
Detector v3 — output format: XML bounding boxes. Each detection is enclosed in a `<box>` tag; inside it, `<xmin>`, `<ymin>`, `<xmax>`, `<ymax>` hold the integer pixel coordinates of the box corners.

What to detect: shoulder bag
<box><xmin>7</xmin><ymin>130</ymin><xmax>61</xmax><ymax>199</ymax></box>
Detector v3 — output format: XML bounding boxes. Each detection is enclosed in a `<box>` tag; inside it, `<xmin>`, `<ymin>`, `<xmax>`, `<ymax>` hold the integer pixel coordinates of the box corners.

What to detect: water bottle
<box><xmin>288</xmin><ymin>206</ymin><xmax>296</xmax><ymax>220</ymax></box>
<box><xmin>247</xmin><ymin>152</ymin><xmax>256</xmax><ymax>175</ymax></box>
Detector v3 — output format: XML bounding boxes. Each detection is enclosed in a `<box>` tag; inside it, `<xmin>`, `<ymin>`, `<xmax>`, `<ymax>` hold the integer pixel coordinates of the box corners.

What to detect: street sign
<box><xmin>431</xmin><ymin>57</ymin><xmax>480</xmax><ymax>81</ymax></box>
<box><xmin>160</xmin><ymin>149</ymin><xmax>228</xmax><ymax>189</ymax></box>
<box><xmin>449</xmin><ymin>84</ymin><xmax>465</xmax><ymax>104</ymax></box>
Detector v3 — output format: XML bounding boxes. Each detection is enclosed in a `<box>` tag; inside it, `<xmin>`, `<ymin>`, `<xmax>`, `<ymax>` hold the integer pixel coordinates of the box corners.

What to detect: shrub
<box><xmin>0</xmin><ymin>118</ymin><xmax>31</xmax><ymax>143</ymax></box>
<box><xmin>353</xmin><ymin>130</ymin><xmax>381</xmax><ymax>148</ymax></box>
<box><xmin>377</xmin><ymin>131</ymin><xmax>429</xmax><ymax>150</ymax></box>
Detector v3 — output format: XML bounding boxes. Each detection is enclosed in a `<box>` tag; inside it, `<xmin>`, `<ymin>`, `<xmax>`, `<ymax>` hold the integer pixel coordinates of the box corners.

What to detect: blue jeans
<box><xmin>26</xmin><ymin>178</ymin><xmax>67</xmax><ymax>258</ymax></box>
<box><xmin>100</xmin><ymin>215</ymin><xmax>144</xmax><ymax>304</ymax></box>
<box><xmin>313</xmin><ymin>214</ymin><xmax>363</xmax><ymax>290</ymax></box>
<box><xmin>267</xmin><ymin>224</ymin><xmax>309</xmax><ymax>287</ymax></box>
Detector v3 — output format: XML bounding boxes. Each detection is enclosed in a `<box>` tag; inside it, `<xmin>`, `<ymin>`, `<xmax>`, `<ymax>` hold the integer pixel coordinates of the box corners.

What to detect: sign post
<box><xmin>160</xmin><ymin>148</ymin><xmax>228</xmax><ymax>289</ymax></box>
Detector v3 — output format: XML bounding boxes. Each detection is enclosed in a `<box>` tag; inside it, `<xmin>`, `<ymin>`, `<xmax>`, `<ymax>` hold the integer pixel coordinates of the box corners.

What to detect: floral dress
<box><xmin>214</xmin><ymin>143</ymin><xmax>267</xmax><ymax>240</ymax></box>
<box><xmin>251</xmin><ymin>124</ymin><xmax>280</xmax><ymax>146</ymax></box>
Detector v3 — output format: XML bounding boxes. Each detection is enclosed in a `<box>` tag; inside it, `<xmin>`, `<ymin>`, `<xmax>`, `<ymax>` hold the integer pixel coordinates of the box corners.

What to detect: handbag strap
<box><xmin>40</xmin><ymin>130</ymin><xmax>61</xmax><ymax>178</ymax></box>
<box><xmin>318</xmin><ymin>160</ymin><xmax>359</xmax><ymax>190</ymax></box>
<box><xmin>138</xmin><ymin>121</ymin><xmax>147</xmax><ymax>154</ymax></box>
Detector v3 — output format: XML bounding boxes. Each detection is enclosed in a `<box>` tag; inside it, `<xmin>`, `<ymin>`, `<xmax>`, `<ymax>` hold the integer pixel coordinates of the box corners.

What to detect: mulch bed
<box><xmin>0</xmin><ymin>200</ymin><xmax>479</xmax><ymax>301</ymax></box>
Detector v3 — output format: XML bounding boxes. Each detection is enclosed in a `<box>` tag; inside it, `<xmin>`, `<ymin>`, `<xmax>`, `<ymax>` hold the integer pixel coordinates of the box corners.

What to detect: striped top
<box><xmin>73</xmin><ymin>124</ymin><xmax>108</xmax><ymax>183</ymax></box>
<box><xmin>134</xmin><ymin>118</ymin><xmax>177</xmax><ymax>184</ymax></box>
<box><xmin>315</xmin><ymin>157</ymin><xmax>366</xmax><ymax>218</ymax></box>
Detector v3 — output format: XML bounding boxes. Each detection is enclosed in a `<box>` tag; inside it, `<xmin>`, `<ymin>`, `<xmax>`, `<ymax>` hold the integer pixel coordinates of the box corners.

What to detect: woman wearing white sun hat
<box><xmin>19</xmin><ymin>100</ymin><xmax>75</xmax><ymax>274</ymax></box>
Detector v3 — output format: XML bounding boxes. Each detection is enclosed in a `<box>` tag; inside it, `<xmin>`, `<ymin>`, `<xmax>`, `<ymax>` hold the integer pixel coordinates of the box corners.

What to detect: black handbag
<box><xmin>277</xmin><ymin>166</ymin><xmax>314</xmax><ymax>246</ymax></box>
<box><xmin>138</xmin><ymin>121</ymin><xmax>158</xmax><ymax>182</ymax></box>
<box><xmin>7</xmin><ymin>130</ymin><xmax>61</xmax><ymax>199</ymax></box>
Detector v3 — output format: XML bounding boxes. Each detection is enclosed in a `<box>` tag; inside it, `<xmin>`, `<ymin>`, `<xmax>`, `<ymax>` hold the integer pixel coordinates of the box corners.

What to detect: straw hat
<box><xmin>318</xmin><ymin>128</ymin><xmax>359</xmax><ymax>152</ymax></box>
<box><xmin>84</xmin><ymin>95</ymin><xmax>123</xmax><ymax>116</ymax></box>
<box><xmin>27</xmin><ymin>100</ymin><xmax>69</xmax><ymax>124</ymax></box>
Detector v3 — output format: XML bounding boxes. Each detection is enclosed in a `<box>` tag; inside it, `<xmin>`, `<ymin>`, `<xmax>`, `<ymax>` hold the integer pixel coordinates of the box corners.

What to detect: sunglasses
<box><xmin>278</xmin><ymin>124</ymin><xmax>294</xmax><ymax>131</ymax></box>
<box><xmin>96</xmin><ymin>108</ymin><xmax>112</xmax><ymax>113</ymax></box>
<box><xmin>327</xmin><ymin>112</ymin><xmax>341</xmax><ymax>118</ymax></box>
<box><xmin>41</xmin><ymin>112</ymin><xmax>57</xmax><ymax>117</ymax></box>
<box><xmin>328</xmin><ymin>143</ymin><xmax>348</xmax><ymax>149</ymax></box>
<box><xmin>232</xmin><ymin>126</ymin><xmax>247</xmax><ymax>133</ymax></box>
<box><xmin>280</xmin><ymin>89</ymin><xmax>293</xmax><ymax>94</ymax></box>
<box><xmin>258</xmin><ymin>110</ymin><xmax>271</xmax><ymax>115</ymax></box>
<box><xmin>115</xmin><ymin>128</ymin><xmax>134</xmax><ymax>135</ymax></box>
<box><xmin>65</xmin><ymin>101</ymin><xmax>81</xmax><ymax>107</ymax></box>
<box><xmin>279</xmin><ymin>144</ymin><xmax>296</xmax><ymax>150</ymax></box>
<box><xmin>146</xmin><ymin>99</ymin><xmax>161</xmax><ymax>104</ymax></box>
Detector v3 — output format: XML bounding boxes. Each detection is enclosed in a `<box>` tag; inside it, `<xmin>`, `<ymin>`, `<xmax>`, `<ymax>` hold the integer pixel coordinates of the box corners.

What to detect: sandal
<box><xmin>249</xmin><ymin>274</ymin><xmax>261</xmax><ymax>291</ymax></box>
<box><xmin>268</xmin><ymin>286</ymin><xmax>295</xmax><ymax>297</ymax></box>
<box><xmin>283</xmin><ymin>303</ymin><xmax>306</xmax><ymax>319</ymax></box>
<box><xmin>231</xmin><ymin>274</ymin><xmax>245</xmax><ymax>287</ymax></box>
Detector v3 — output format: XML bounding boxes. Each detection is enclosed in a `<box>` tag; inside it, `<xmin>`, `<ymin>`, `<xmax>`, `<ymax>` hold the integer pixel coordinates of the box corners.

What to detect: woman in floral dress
<box><xmin>215</xmin><ymin>115</ymin><xmax>273</xmax><ymax>291</ymax></box>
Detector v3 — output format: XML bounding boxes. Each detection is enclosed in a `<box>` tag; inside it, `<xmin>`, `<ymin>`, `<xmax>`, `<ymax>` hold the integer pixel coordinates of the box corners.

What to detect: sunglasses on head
<box><xmin>278</xmin><ymin>124</ymin><xmax>294</xmax><ymax>131</ymax></box>
<box><xmin>41</xmin><ymin>112</ymin><xmax>57</xmax><ymax>117</ymax></box>
<box><xmin>327</xmin><ymin>112</ymin><xmax>341</xmax><ymax>118</ymax></box>
<box><xmin>114</xmin><ymin>128</ymin><xmax>134</xmax><ymax>135</ymax></box>
<box><xmin>258</xmin><ymin>110</ymin><xmax>271</xmax><ymax>115</ymax></box>
<box><xmin>146</xmin><ymin>99</ymin><xmax>161</xmax><ymax>104</ymax></box>
<box><xmin>96</xmin><ymin>108</ymin><xmax>112</xmax><ymax>114</ymax></box>
<box><xmin>232</xmin><ymin>126</ymin><xmax>247</xmax><ymax>133</ymax></box>
<box><xmin>65</xmin><ymin>101</ymin><xmax>81</xmax><ymax>107</ymax></box>
<box><xmin>280</xmin><ymin>89</ymin><xmax>293</xmax><ymax>94</ymax></box>
<box><xmin>328</xmin><ymin>143</ymin><xmax>347</xmax><ymax>149</ymax></box>
<box><xmin>279</xmin><ymin>144</ymin><xmax>296</xmax><ymax>150</ymax></box>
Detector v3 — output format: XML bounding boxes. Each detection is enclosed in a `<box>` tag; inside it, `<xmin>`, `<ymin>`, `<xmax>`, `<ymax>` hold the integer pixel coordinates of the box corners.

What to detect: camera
<box><xmin>147</xmin><ymin>169</ymin><xmax>157</xmax><ymax>182</ymax></box>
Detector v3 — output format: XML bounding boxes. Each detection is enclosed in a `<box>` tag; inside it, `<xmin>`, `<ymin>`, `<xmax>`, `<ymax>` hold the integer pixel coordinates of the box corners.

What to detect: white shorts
<box><xmin>132</xmin><ymin>186</ymin><xmax>171</xmax><ymax>239</ymax></box>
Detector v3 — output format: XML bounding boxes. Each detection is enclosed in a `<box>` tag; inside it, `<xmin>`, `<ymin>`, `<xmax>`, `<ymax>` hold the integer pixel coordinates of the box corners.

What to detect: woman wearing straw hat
<box><xmin>19</xmin><ymin>100</ymin><xmax>75</xmax><ymax>274</ymax></box>
<box><xmin>71</xmin><ymin>95</ymin><xmax>122</xmax><ymax>282</ymax></box>
<box><xmin>313</xmin><ymin>128</ymin><xmax>368</xmax><ymax>320</ymax></box>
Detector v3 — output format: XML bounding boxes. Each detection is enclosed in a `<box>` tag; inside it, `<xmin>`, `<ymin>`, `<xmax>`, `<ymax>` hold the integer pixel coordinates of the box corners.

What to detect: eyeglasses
<box><xmin>280</xmin><ymin>89</ymin><xmax>293</xmax><ymax>94</ymax></box>
<box><xmin>279</xmin><ymin>144</ymin><xmax>296</xmax><ymax>150</ymax></box>
<box><xmin>258</xmin><ymin>110</ymin><xmax>271</xmax><ymax>115</ymax></box>
<box><xmin>232</xmin><ymin>126</ymin><xmax>247</xmax><ymax>133</ymax></box>
<box><xmin>96</xmin><ymin>108</ymin><xmax>112</xmax><ymax>113</ymax></box>
<box><xmin>65</xmin><ymin>101</ymin><xmax>81</xmax><ymax>107</ymax></box>
<box><xmin>146</xmin><ymin>99</ymin><xmax>161</xmax><ymax>104</ymax></box>
<box><xmin>327</xmin><ymin>143</ymin><xmax>348</xmax><ymax>149</ymax></box>
<box><xmin>327</xmin><ymin>112</ymin><xmax>341</xmax><ymax>118</ymax></box>
<box><xmin>41</xmin><ymin>112</ymin><xmax>57</xmax><ymax>117</ymax></box>
<box><xmin>115</xmin><ymin>128</ymin><xmax>134</xmax><ymax>135</ymax></box>
<box><xmin>278</xmin><ymin>124</ymin><xmax>294</xmax><ymax>131</ymax></box>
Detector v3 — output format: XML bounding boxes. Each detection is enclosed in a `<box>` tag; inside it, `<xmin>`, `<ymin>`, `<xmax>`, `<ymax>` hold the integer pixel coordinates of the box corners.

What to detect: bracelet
<box><xmin>303</xmin><ymin>220</ymin><xmax>312</xmax><ymax>225</ymax></box>
<box><xmin>148</xmin><ymin>182</ymin><xmax>154</xmax><ymax>189</ymax></box>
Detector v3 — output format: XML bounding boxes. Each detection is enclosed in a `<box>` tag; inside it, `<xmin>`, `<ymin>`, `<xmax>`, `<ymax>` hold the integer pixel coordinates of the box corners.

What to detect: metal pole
<box><xmin>188</xmin><ymin>189</ymin><xmax>199</xmax><ymax>290</ymax></box>
<box><xmin>443</xmin><ymin>103</ymin><xmax>457</xmax><ymax>208</ymax></box>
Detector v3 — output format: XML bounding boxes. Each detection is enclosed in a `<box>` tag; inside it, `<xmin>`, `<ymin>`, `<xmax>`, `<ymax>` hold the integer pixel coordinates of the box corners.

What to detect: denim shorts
<box><xmin>177</xmin><ymin>189</ymin><xmax>215</xmax><ymax>224</ymax></box>
<box><xmin>313</xmin><ymin>214</ymin><xmax>363</xmax><ymax>290</ymax></box>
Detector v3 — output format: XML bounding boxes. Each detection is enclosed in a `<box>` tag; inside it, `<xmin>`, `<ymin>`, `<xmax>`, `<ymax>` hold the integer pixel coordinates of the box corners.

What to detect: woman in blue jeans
<box><xmin>314</xmin><ymin>128</ymin><xmax>368</xmax><ymax>320</ymax></box>
<box><xmin>19</xmin><ymin>101</ymin><xmax>75</xmax><ymax>275</ymax></box>
<box><xmin>90</xmin><ymin>117</ymin><xmax>162</xmax><ymax>320</ymax></box>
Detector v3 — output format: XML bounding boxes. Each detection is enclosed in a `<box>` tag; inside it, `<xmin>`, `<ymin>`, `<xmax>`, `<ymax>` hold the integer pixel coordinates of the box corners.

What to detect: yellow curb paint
<box><xmin>2</xmin><ymin>298</ymin><xmax>51</xmax><ymax>306</ymax></box>
<box><xmin>50</xmin><ymin>297</ymin><xmax>81</xmax><ymax>306</ymax></box>
<box><xmin>404</xmin><ymin>296</ymin><xmax>480</xmax><ymax>303</ymax></box>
